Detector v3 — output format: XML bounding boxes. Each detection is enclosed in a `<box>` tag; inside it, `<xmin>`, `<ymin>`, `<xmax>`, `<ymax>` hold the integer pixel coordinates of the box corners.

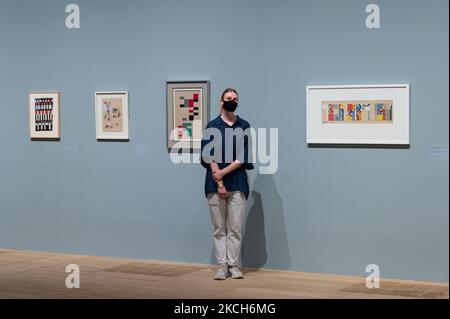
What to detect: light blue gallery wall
<box><xmin>0</xmin><ymin>0</ymin><xmax>448</xmax><ymax>282</ymax></box>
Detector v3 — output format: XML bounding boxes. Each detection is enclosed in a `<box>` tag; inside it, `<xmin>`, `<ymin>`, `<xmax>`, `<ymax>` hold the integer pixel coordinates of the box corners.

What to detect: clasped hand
<box><xmin>213</xmin><ymin>169</ymin><xmax>227</xmax><ymax>200</ymax></box>
<box><xmin>212</xmin><ymin>169</ymin><xmax>225</xmax><ymax>182</ymax></box>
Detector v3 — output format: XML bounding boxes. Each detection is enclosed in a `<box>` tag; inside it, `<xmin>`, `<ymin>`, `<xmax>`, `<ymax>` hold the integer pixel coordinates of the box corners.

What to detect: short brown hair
<box><xmin>220</xmin><ymin>88</ymin><xmax>239</xmax><ymax>102</ymax></box>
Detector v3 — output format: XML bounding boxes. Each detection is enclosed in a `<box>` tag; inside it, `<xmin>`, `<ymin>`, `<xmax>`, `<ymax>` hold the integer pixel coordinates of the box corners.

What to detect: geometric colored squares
<box><xmin>347</xmin><ymin>104</ymin><xmax>355</xmax><ymax>121</ymax></box>
<box><xmin>376</xmin><ymin>104</ymin><xmax>385</xmax><ymax>121</ymax></box>
<box><xmin>356</xmin><ymin>104</ymin><xmax>363</xmax><ymax>121</ymax></box>
<box><xmin>168</xmin><ymin>81</ymin><xmax>208</xmax><ymax>150</ymax></box>
<box><xmin>356</xmin><ymin>103</ymin><xmax>372</xmax><ymax>122</ymax></box>
<box><xmin>376</xmin><ymin>103</ymin><xmax>393</xmax><ymax>121</ymax></box>
<box><xmin>175</xmin><ymin>91</ymin><xmax>201</xmax><ymax>139</ymax></box>
<box><xmin>363</xmin><ymin>104</ymin><xmax>371</xmax><ymax>121</ymax></box>
<box><xmin>375</xmin><ymin>103</ymin><xmax>392</xmax><ymax>122</ymax></box>
<box><xmin>178</xmin><ymin>122</ymin><xmax>193</xmax><ymax>137</ymax></box>
<box><xmin>328</xmin><ymin>104</ymin><xmax>334</xmax><ymax>121</ymax></box>
<box><xmin>333</xmin><ymin>104</ymin><xmax>340</xmax><ymax>121</ymax></box>
<box><xmin>182</xmin><ymin>122</ymin><xmax>192</xmax><ymax>137</ymax></box>
<box><xmin>322</xmin><ymin>100</ymin><xmax>393</xmax><ymax>124</ymax></box>
<box><xmin>325</xmin><ymin>103</ymin><xmax>346</xmax><ymax>122</ymax></box>
<box><xmin>339</xmin><ymin>104</ymin><xmax>345</xmax><ymax>121</ymax></box>
<box><xmin>384</xmin><ymin>104</ymin><xmax>393</xmax><ymax>121</ymax></box>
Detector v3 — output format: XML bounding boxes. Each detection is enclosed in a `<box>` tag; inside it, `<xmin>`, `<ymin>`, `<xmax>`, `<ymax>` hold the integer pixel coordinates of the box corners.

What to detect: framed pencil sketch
<box><xmin>95</xmin><ymin>91</ymin><xmax>129</xmax><ymax>140</ymax></box>
<box><xmin>29</xmin><ymin>91</ymin><xmax>60</xmax><ymax>139</ymax></box>
<box><xmin>306</xmin><ymin>84</ymin><xmax>410</xmax><ymax>145</ymax></box>
<box><xmin>166</xmin><ymin>81</ymin><xmax>209</xmax><ymax>151</ymax></box>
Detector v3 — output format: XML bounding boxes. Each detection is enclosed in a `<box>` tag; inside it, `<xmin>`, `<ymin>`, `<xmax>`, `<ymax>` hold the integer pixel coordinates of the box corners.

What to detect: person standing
<box><xmin>201</xmin><ymin>88</ymin><xmax>254</xmax><ymax>280</ymax></box>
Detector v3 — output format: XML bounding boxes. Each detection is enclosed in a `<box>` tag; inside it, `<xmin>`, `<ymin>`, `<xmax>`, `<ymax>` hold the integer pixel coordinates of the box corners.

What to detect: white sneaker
<box><xmin>228</xmin><ymin>266</ymin><xmax>244</xmax><ymax>279</ymax></box>
<box><xmin>214</xmin><ymin>264</ymin><xmax>229</xmax><ymax>280</ymax></box>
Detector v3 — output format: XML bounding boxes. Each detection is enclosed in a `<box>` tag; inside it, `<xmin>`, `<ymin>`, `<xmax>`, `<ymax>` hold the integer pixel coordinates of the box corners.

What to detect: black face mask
<box><xmin>223</xmin><ymin>100</ymin><xmax>238</xmax><ymax>112</ymax></box>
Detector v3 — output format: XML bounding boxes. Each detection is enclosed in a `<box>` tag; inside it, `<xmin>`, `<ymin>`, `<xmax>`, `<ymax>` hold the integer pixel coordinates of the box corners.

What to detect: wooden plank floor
<box><xmin>0</xmin><ymin>249</ymin><xmax>448</xmax><ymax>299</ymax></box>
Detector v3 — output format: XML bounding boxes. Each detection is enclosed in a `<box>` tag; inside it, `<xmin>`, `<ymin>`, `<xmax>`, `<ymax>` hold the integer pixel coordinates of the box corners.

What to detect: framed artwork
<box><xmin>166</xmin><ymin>81</ymin><xmax>209</xmax><ymax>151</ymax></box>
<box><xmin>95</xmin><ymin>91</ymin><xmax>129</xmax><ymax>140</ymax></box>
<box><xmin>306</xmin><ymin>84</ymin><xmax>410</xmax><ymax>144</ymax></box>
<box><xmin>29</xmin><ymin>91</ymin><xmax>60</xmax><ymax>139</ymax></box>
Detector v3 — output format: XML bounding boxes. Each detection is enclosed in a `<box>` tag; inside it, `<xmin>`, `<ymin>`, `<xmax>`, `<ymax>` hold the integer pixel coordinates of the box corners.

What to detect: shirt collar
<box><xmin>215</xmin><ymin>114</ymin><xmax>242</xmax><ymax>127</ymax></box>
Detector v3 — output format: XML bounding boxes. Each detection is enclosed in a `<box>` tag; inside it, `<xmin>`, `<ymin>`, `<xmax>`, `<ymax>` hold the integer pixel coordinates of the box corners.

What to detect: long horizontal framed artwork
<box><xmin>306</xmin><ymin>84</ymin><xmax>410</xmax><ymax>145</ymax></box>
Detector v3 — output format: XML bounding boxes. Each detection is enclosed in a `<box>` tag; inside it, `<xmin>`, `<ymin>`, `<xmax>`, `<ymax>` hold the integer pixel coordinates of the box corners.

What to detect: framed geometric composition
<box><xmin>166</xmin><ymin>81</ymin><xmax>209</xmax><ymax>151</ymax></box>
<box><xmin>95</xmin><ymin>91</ymin><xmax>129</xmax><ymax>140</ymax></box>
<box><xmin>29</xmin><ymin>91</ymin><xmax>61</xmax><ymax>139</ymax></box>
<box><xmin>306</xmin><ymin>84</ymin><xmax>410</xmax><ymax>145</ymax></box>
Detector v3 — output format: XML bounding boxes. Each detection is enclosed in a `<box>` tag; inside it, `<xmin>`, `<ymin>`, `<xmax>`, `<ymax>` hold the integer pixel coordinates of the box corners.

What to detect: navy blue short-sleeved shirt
<box><xmin>201</xmin><ymin>115</ymin><xmax>254</xmax><ymax>199</ymax></box>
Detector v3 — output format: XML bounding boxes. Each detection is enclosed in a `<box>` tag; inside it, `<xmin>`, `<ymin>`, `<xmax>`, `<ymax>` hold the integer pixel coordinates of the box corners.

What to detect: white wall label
<box><xmin>132</xmin><ymin>141</ymin><xmax>149</xmax><ymax>155</ymax></box>
<box><xmin>63</xmin><ymin>139</ymin><xmax>79</xmax><ymax>153</ymax></box>
<box><xmin>430</xmin><ymin>145</ymin><xmax>449</xmax><ymax>160</ymax></box>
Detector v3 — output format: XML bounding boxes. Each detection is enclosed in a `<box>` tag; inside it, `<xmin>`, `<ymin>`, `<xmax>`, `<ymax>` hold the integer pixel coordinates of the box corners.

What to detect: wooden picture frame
<box><xmin>166</xmin><ymin>81</ymin><xmax>209</xmax><ymax>151</ymax></box>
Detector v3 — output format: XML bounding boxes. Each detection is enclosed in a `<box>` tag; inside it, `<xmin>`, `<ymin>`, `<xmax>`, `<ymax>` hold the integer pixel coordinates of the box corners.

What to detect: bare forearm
<box><xmin>210</xmin><ymin>162</ymin><xmax>219</xmax><ymax>173</ymax></box>
<box><xmin>221</xmin><ymin>160</ymin><xmax>243</xmax><ymax>176</ymax></box>
<box><xmin>210</xmin><ymin>162</ymin><xmax>224</xmax><ymax>188</ymax></box>
<box><xmin>211</xmin><ymin>161</ymin><xmax>242</xmax><ymax>184</ymax></box>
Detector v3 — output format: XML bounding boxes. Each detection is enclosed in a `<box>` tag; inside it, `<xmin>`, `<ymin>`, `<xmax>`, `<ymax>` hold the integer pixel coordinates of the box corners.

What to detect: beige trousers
<box><xmin>207</xmin><ymin>191</ymin><xmax>246</xmax><ymax>267</ymax></box>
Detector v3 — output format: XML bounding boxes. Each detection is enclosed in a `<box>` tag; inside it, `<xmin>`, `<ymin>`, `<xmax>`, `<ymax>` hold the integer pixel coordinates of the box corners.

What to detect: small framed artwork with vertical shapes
<box><xmin>166</xmin><ymin>81</ymin><xmax>209</xmax><ymax>151</ymax></box>
<box><xmin>29</xmin><ymin>91</ymin><xmax>61</xmax><ymax>140</ymax></box>
<box><xmin>95</xmin><ymin>91</ymin><xmax>129</xmax><ymax>140</ymax></box>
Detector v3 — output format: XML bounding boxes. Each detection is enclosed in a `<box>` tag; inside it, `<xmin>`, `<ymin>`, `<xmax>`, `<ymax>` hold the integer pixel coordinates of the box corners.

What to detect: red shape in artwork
<box><xmin>328</xmin><ymin>105</ymin><xmax>334</xmax><ymax>121</ymax></box>
<box><xmin>189</xmin><ymin>99</ymin><xmax>194</xmax><ymax>107</ymax></box>
<box><xmin>194</xmin><ymin>93</ymin><xmax>199</xmax><ymax>100</ymax></box>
